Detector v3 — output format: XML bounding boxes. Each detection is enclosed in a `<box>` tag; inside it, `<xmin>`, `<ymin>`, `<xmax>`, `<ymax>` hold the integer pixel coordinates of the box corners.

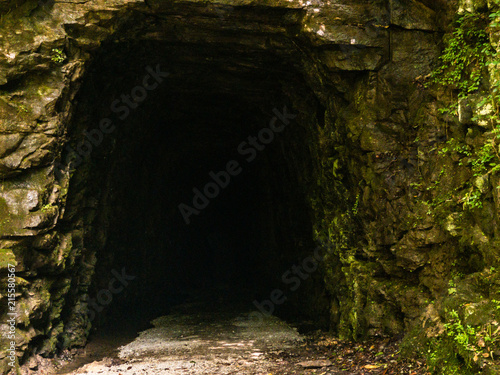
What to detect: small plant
<box><xmin>351</xmin><ymin>193</ymin><xmax>360</xmax><ymax>215</ymax></box>
<box><xmin>40</xmin><ymin>203</ymin><xmax>53</xmax><ymax>213</ymax></box>
<box><xmin>51</xmin><ymin>48</ymin><xmax>66</xmax><ymax>64</ymax></box>
<box><xmin>430</xmin><ymin>12</ymin><xmax>493</xmax><ymax>97</ymax></box>
<box><xmin>441</xmin><ymin>305</ymin><xmax>500</xmax><ymax>369</ymax></box>
<box><xmin>438</xmin><ymin>138</ymin><xmax>471</xmax><ymax>158</ymax></box>
<box><xmin>448</xmin><ymin>279</ymin><xmax>457</xmax><ymax>295</ymax></box>
<box><xmin>444</xmin><ymin>310</ymin><xmax>474</xmax><ymax>362</ymax></box>
<box><xmin>16</xmin><ymin>103</ymin><xmax>28</xmax><ymax>115</ymax></box>
<box><xmin>462</xmin><ymin>188</ymin><xmax>483</xmax><ymax>209</ymax></box>
<box><xmin>429</xmin><ymin>9</ymin><xmax>500</xmax><ymax>211</ymax></box>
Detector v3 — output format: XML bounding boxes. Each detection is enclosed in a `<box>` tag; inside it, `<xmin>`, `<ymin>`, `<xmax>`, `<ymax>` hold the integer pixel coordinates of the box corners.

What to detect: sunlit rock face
<box><xmin>4</xmin><ymin>0</ymin><xmax>500</xmax><ymax>373</ymax></box>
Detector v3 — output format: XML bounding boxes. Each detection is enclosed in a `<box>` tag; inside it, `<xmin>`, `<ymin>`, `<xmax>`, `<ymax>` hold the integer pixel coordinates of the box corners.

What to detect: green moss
<box><xmin>0</xmin><ymin>248</ymin><xmax>16</xmax><ymax>268</ymax></box>
<box><xmin>0</xmin><ymin>197</ymin><xmax>14</xmax><ymax>235</ymax></box>
<box><xmin>39</xmin><ymin>322</ymin><xmax>64</xmax><ymax>355</ymax></box>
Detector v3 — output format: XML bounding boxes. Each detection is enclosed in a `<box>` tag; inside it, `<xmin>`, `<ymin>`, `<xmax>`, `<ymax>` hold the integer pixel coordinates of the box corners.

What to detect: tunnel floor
<box><xmin>49</xmin><ymin>289</ymin><xmax>429</xmax><ymax>375</ymax></box>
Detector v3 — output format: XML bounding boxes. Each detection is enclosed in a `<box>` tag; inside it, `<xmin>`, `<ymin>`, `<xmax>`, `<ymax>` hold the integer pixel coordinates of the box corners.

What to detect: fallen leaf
<box><xmin>364</xmin><ymin>364</ymin><xmax>381</xmax><ymax>369</ymax></box>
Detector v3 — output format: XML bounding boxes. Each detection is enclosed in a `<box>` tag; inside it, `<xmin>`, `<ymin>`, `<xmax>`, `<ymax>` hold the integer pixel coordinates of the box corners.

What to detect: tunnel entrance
<box><xmin>2</xmin><ymin>0</ymin><xmax>466</xmax><ymax>372</ymax></box>
<box><xmin>55</xmin><ymin>4</ymin><xmax>351</xmax><ymax>344</ymax></box>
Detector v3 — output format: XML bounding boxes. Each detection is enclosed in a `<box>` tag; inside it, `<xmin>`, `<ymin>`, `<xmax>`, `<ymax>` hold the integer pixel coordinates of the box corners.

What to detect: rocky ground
<box><xmin>22</xmin><ymin>298</ymin><xmax>430</xmax><ymax>375</ymax></box>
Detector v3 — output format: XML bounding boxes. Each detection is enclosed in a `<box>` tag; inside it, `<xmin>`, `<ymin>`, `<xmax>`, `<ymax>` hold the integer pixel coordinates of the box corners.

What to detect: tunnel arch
<box><xmin>54</xmin><ymin>4</ymin><xmax>360</xmax><ymax>348</ymax></box>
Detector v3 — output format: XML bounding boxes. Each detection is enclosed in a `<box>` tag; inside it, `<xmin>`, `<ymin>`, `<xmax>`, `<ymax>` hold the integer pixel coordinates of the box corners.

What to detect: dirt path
<box><xmin>50</xmin><ymin>295</ymin><xmax>429</xmax><ymax>375</ymax></box>
<box><xmin>61</xmin><ymin>300</ymin><xmax>310</xmax><ymax>375</ymax></box>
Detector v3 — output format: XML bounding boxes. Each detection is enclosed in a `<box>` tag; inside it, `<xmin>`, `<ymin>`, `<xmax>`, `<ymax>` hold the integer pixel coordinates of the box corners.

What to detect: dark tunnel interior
<box><xmin>60</xmin><ymin>18</ymin><xmax>332</xmax><ymax>335</ymax></box>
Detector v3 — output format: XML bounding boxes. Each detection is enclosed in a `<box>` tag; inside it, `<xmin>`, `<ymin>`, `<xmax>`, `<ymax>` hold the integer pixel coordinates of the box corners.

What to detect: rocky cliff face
<box><xmin>0</xmin><ymin>0</ymin><xmax>499</xmax><ymax>373</ymax></box>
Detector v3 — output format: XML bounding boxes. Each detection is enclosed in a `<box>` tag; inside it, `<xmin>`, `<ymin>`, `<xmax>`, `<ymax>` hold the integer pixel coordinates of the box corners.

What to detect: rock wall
<box><xmin>1</xmin><ymin>0</ymin><xmax>499</xmax><ymax>373</ymax></box>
